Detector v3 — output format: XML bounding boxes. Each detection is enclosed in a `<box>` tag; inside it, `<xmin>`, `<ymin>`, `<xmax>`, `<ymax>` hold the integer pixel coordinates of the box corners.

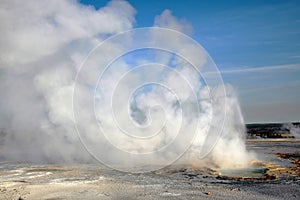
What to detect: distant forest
<box><xmin>246</xmin><ymin>122</ymin><xmax>300</xmax><ymax>138</ymax></box>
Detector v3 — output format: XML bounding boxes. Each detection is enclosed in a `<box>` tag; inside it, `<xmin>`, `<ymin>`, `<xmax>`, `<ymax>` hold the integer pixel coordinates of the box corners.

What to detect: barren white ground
<box><xmin>0</xmin><ymin>139</ymin><xmax>299</xmax><ymax>200</ymax></box>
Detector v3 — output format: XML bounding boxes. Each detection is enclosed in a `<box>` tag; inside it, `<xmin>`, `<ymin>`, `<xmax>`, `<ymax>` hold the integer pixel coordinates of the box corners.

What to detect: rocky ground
<box><xmin>0</xmin><ymin>139</ymin><xmax>299</xmax><ymax>200</ymax></box>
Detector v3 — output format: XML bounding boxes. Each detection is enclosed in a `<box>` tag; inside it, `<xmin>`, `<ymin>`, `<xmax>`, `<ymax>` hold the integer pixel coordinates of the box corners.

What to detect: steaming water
<box><xmin>219</xmin><ymin>168</ymin><xmax>267</xmax><ymax>178</ymax></box>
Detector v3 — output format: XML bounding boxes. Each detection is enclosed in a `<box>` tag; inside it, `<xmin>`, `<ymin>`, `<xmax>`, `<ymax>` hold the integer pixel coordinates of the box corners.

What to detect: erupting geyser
<box><xmin>0</xmin><ymin>0</ymin><xmax>255</xmax><ymax>172</ymax></box>
<box><xmin>73</xmin><ymin>27</ymin><xmax>256</xmax><ymax>172</ymax></box>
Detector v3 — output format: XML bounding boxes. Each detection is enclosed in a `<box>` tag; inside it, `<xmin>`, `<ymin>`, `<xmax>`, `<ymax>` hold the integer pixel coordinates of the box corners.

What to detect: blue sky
<box><xmin>80</xmin><ymin>0</ymin><xmax>300</xmax><ymax>123</ymax></box>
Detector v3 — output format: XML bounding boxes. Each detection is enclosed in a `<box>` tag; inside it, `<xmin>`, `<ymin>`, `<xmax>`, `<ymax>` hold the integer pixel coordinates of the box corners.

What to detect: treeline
<box><xmin>246</xmin><ymin>122</ymin><xmax>300</xmax><ymax>138</ymax></box>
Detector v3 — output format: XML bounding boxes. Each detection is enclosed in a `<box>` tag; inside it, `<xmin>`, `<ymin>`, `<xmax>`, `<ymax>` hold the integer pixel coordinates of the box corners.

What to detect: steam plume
<box><xmin>0</xmin><ymin>0</ymin><xmax>255</xmax><ymax>170</ymax></box>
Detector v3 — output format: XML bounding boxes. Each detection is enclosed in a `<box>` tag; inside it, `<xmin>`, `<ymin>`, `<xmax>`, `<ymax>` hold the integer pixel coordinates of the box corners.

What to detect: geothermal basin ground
<box><xmin>0</xmin><ymin>139</ymin><xmax>300</xmax><ymax>200</ymax></box>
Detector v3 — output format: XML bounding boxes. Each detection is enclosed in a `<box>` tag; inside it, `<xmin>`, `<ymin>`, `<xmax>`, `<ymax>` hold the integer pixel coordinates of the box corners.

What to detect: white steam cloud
<box><xmin>283</xmin><ymin>123</ymin><xmax>300</xmax><ymax>139</ymax></box>
<box><xmin>0</xmin><ymin>0</ymin><xmax>255</xmax><ymax>170</ymax></box>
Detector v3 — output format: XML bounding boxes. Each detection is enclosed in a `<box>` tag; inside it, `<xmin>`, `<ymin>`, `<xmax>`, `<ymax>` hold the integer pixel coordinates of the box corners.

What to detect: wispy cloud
<box><xmin>201</xmin><ymin>63</ymin><xmax>300</xmax><ymax>78</ymax></box>
<box><xmin>240</xmin><ymin>80</ymin><xmax>300</xmax><ymax>93</ymax></box>
<box><xmin>218</xmin><ymin>63</ymin><xmax>300</xmax><ymax>74</ymax></box>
